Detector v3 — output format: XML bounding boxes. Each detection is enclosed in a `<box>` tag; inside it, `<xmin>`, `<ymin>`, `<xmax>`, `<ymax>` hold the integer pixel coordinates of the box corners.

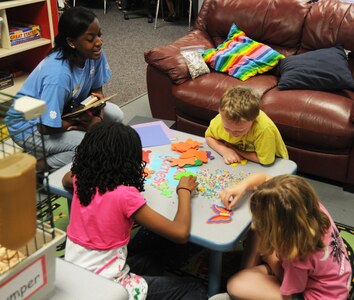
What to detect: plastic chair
<box><xmin>73</xmin><ymin>0</ymin><xmax>109</xmax><ymax>14</ymax></box>
<box><xmin>154</xmin><ymin>0</ymin><xmax>192</xmax><ymax>30</ymax></box>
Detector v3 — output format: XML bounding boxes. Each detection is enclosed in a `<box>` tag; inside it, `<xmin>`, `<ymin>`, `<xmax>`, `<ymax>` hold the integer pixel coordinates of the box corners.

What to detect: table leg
<box><xmin>208</xmin><ymin>250</ymin><xmax>223</xmax><ymax>296</ymax></box>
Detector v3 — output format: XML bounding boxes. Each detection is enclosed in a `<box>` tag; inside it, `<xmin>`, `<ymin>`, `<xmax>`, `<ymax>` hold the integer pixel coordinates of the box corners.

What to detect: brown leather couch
<box><xmin>144</xmin><ymin>0</ymin><xmax>354</xmax><ymax>192</ymax></box>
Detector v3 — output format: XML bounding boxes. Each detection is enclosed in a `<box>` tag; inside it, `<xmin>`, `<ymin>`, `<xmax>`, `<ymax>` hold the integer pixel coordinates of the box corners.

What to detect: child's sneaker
<box><xmin>208</xmin><ymin>293</ymin><xmax>231</xmax><ymax>300</ymax></box>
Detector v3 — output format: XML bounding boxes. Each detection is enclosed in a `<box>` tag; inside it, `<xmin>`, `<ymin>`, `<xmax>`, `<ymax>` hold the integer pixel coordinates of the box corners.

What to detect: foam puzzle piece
<box><xmin>207</xmin><ymin>204</ymin><xmax>234</xmax><ymax>224</ymax></box>
<box><xmin>206</xmin><ymin>151</ymin><xmax>215</xmax><ymax>160</ymax></box>
<box><xmin>143</xmin><ymin>150</ymin><xmax>152</xmax><ymax>163</ymax></box>
<box><xmin>180</xmin><ymin>148</ymin><xmax>199</xmax><ymax>159</ymax></box>
<box><xmin>161</xmin><ymin>189</ymin><xmax>173</xmax><ymax>197</ymax></box>
<box><xmin>144</xmin><ymin>167</ymin><xmax>155</xmax><ymax>179</ymax></box>
<box><xmin>231</xmin><ymin>159</ymin><xmax>247</xmax><ymax>167</ymax></box>
<box><xmin>174</xmin><ymin>171</ymin><xmax>196</xmax><ymax>180</ymax></box>
<box><xmin>151</xmin><ymin>182</ymin><xmax>174</xmax><ymax>198</ymax></box>
<box><xmin>180</xmin><ymin>149</ymin><xmax>208</xmax><ymax>163</ymax></box>
<box><xmin>169</xmin><ymin>157</ymin><xmax>196</xmax><ymax>167</ymax></box>
<box><xmin>171</xmin><ymin>138</ymin><xmax>203</xmax><ymax>153</ymax></box>
<box><xmin>184</xmin><ymin>159</ymin><xmax>203</xmax><ymax>168</ymax></box>
<box><xmin>240</xmin><ymin>159</ymin><xmax>248</xmax><ymax>165</ymax></box>
<box><xmin>195</xmin><ymin>151</ymin><xmax>208</xmax><ymax>163</ymax></box>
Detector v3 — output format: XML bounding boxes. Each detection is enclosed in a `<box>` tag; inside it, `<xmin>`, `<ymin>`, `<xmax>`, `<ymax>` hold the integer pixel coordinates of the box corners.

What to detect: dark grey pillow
<box><xmin>278</xmin><ymin>45</ymin><xmax>354</xmax><ymax>91</ymax></box>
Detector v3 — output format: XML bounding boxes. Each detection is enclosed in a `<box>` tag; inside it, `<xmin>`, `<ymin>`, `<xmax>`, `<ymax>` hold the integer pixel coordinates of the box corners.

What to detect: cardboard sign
<box><xmin>1</xmin><ymin>256</ymin><xmax>47</xmax><ymax>299</ymax></box>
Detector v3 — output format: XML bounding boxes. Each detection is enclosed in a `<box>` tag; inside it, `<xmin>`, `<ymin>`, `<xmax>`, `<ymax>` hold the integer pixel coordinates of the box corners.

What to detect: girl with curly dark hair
<box><xmin>62</xmin><ymin>121</ymin><xmax>207</xmax><ymax>300</ymax></box>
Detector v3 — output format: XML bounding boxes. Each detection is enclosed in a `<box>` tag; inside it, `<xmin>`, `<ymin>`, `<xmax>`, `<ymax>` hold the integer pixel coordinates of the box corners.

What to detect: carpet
<box><xmin>71</xmin><ymin>4</ymin><xmax>191</xmax><ymax>107</ymax></box>
<box><xmin>51</xmin><ymin>197</ymin><xmax>354</xmax><ymax>297</ymax></box>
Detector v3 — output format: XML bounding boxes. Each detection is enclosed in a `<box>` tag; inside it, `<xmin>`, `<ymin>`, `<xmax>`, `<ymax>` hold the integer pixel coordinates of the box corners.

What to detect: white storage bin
<box><xmin>0</xmin><ymin>227</ymin><xmax>66</xmax><ymax>300</ymax></box>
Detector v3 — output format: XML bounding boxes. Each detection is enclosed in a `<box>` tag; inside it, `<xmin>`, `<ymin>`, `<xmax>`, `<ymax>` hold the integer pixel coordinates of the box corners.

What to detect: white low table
<box><xmin>141</xmin><ymin>130</ymin><xmax>297</xmax><ymax>295</ymax></box>
<box><xmin>48</xmin><ymin>129</ymin><xmax>297</xmax><ymax>296</ymax></box>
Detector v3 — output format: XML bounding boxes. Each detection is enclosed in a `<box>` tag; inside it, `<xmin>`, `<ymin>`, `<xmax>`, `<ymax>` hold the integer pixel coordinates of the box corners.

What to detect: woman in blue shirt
<box><xmin>6</xmin><ymin>7</ymin><xmax>123</xmax><ymax>170</ymax></box>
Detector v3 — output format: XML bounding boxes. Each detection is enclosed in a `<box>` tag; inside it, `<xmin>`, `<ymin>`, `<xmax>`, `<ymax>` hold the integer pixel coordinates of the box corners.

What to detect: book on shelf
<box><xmin>62</xmin><ymin>93</ymin><xmax>117</xmax><ymax>119</ymax></box>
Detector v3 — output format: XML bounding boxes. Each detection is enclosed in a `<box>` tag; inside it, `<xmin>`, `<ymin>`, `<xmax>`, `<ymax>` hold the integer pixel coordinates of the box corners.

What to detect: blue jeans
<box><xmin>13</xmin><ymin>102</ymin><xmax>123</xmax><ymax>170</ymax></box>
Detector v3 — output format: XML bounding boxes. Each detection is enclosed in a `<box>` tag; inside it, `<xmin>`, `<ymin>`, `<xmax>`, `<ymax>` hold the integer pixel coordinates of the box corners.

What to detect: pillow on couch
<box><xmin>203</xmin><ymin>24</ymin><xmax>285</xmax><ymax>81</ymax></box>
<box><xmin>278</xmin><ymin>45</ymin><xmax>354</xmax><ymax>91</ymax></box>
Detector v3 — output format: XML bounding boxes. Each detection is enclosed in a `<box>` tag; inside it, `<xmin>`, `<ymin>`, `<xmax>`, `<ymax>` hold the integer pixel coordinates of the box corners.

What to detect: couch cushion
<box><xmin>261</xmin><ymin>88</ymin><xmax>354</xmax><ymax>152</ymax></box>
<box><xmin>172</xmin><ymin>72</ymin><xmax>278</xmax><ymax>123</ymax></box>
<box><xmin>144</xmin><ymin>30</ymin><xmax>216</xmax><ymax>85</ymax></box>
<box><xmin>301</xmin><ymin>0</ymin><xmax>354</xmax><ymax>52</ymax></box>
<box><xmin>278</xmin><ymin>45</ymin><xmax>354</xmax><ymax>91</ymax></box>
<box><xmin>196</xmin><ymin>0</ymin><xmax>311</xmax><ymax>49</ymax></box>
<box><xmin>203</xmin><ymin>24</ymin><xmax>285</xmax><ymax>81</ymax></box>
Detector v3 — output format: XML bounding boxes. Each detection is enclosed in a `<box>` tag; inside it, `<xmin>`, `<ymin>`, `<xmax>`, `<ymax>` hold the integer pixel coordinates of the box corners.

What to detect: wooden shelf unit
<box><xmin>0</xmin><ymin>0</ymin><xmax>58</xmax><ymax>91</ymax></box>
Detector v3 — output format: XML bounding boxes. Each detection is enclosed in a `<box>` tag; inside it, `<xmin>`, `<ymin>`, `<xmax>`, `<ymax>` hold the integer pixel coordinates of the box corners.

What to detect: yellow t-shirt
<box><xmin>205</xmin><ymin>111</ymin><xmax>288</xmax><ymax>165</ymax></box>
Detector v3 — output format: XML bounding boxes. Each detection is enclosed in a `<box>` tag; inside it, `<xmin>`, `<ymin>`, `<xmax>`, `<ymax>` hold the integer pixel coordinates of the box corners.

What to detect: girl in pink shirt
<box><xmin>215</xmin><ymin>173</ymin><xmax>352</xmax><ymax>300</ymax></box>
<box><xmin>62</xmin><ymin>121</ymin><xmax>207</xmax><ymax>300</ymax></box>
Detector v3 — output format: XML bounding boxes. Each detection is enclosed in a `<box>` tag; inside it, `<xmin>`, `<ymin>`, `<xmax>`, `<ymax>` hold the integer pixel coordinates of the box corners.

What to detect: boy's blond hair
<box><xmin>219</xmin><ymin>87</ymin><xmax>260</xmax><ymax>122</ymax></box>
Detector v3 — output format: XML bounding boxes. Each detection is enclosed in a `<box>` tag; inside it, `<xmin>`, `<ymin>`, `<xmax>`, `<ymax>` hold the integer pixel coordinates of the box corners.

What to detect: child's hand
<box><xmin>219</xmin><ymin>184</ymin><xmax>247</xmax><ymax>210</ymax></box>
<box><xmin>177</xmin><ymin>175</ymin><xmax>198</xmax><ymax>195</ymax></box>
<box><xmin>221</xmin><ymin>147</ymin><xmax>242</xmax><ymax>164</ymax></box>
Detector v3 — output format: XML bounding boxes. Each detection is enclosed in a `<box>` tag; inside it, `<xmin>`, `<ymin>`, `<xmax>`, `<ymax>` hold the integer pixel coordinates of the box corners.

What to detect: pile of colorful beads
<box><xmin>196</xmin><ymin>169</ymin><xmax>250</xmax><ymax>199</ymax></box>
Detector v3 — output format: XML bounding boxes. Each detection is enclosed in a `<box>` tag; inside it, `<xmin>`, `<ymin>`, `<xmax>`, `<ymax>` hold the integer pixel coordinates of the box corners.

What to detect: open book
<box><xmin>62</xmin><ymin>93</ymin><xmax>117</xmax><ymax>119</ymax></box>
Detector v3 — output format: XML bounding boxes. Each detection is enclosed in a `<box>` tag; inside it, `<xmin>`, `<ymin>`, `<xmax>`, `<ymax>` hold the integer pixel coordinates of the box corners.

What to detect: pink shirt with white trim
<box><xmin>67</xmin><ymin>179</ymin><xmax>146</xmax><ymax>250</ymax></box>
<box><xmin>280</xmin><ymin>204</ymin><xmax>352</xmax><ymax>300</ymax></box>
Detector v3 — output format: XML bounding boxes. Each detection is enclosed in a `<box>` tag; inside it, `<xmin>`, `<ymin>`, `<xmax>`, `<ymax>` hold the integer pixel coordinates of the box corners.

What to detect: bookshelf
<box><xmin>0</xmin><ymin>0</ymin><xmax>58</xmax><ymax>94</ymax></box>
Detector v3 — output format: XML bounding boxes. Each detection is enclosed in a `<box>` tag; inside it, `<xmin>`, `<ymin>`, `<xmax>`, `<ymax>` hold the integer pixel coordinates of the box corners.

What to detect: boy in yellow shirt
<box><xmin>205</xmin><ymin>87</ymin><xmax>288</xmax><ymax>165</ymax></box>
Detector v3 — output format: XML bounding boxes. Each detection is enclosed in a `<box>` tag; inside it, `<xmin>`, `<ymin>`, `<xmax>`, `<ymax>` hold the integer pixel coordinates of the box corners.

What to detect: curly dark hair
<box><xmin>71</xmin><ymin>122</ymin><xmax>146</xmax><ymax>206</ymax></box>
<box><xmin>50</xmin><ymin>7</ymin><xmax>97</xmax><ymax>67</ymax></box>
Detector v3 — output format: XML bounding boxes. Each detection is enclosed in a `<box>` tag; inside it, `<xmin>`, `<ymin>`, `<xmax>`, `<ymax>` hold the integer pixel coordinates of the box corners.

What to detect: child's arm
<box><xmin>219</xmin><ymin>173</ymin><xmax>272</xmax><ymax>210</ymax></box>
<box><xmin>206</xmin><ymin>136</ymin><xmax>243</xmax><ymax>164</ymax></box>
<box><xmin>264</xmin><ymin>251</ymin><xmax>283</xmax><ymax>281</ymax></box>
<box><xmin>230</xmin><ymin>147</ymin><xmax>259</xmax><ymax>163</ymax></box>
<box><xmin>62</xmin><ymin>171</ymin><xmax>74</xmax><ymax>193</ymax></box>
<box><xmin>133</xmin><ymin>175</ymin><xmax>198</xmax><ymax>244</ymax></box>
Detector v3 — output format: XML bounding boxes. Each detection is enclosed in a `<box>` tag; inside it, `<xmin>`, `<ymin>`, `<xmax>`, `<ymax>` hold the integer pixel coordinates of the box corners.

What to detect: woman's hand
<box><xmin>88</xmin><ymin>92</ymin><xmax>106</xmax><ymax>120</ymax></box>
<box><xmin>90</xmin><ymin>92</ymin><xmax>103</xmax><ymax>100</ymax></box>
<box><xmin>65</xmin><ymin>109</ymin><xmax>104</xmax><ymax>131</ymax></box>
<box><xmin>65</xmin><ymin>112</ymin><xmax>93</xmax><ymax>131</ymax></box>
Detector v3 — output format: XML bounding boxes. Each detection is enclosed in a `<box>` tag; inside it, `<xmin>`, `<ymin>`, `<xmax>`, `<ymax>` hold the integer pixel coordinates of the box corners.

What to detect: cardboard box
<box><xmin>9</xmin><ymin>24</ymin><xmax>41</xmax><ymax>46</ymax></box>
<box><xmin>0</xmin><ymin>228</ymin><xmax>66</xmax><ymax>300</ymax></box>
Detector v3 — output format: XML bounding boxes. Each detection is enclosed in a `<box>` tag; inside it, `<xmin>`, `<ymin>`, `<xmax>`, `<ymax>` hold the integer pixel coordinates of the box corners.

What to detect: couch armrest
<box><xmin>144</xmin><ymin>30</ymin><xmax>215</xmax><ymax>85</ymax></box>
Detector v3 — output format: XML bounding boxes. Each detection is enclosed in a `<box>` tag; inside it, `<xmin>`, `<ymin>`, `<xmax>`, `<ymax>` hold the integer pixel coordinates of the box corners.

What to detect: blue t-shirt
<box><xmin>6</xmin><ymin>50</ymin><xmax>112</xmax><ymax>135</ymax></box>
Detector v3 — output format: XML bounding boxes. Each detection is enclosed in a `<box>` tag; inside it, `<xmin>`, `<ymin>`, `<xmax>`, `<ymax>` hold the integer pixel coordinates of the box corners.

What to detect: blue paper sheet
<box><xmin>133</xmin><ymin>125</ymin><xmax>171</xmax><ymax>147</ymax></box>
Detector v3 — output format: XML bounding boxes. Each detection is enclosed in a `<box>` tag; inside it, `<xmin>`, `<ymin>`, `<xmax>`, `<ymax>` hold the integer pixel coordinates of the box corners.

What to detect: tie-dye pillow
<box><xmin>203</xmin><ymin>24</ymin><xmax>285</xmax><ymax>81</ymax></box>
